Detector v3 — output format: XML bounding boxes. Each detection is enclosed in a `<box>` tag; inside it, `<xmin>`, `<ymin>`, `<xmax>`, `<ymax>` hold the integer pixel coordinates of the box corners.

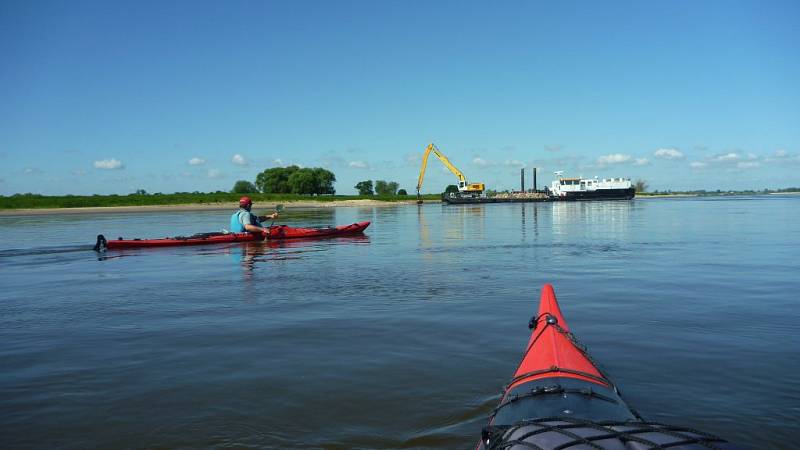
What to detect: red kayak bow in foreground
<box><xmin>95</xmin><ymin>221</ymin><xmax>370</xmax><ymax>250</ymax></box>
<box><xmin>478</xmin><ymin>284</ymin><xmax>738</xmax><ymax>449</ymax></box>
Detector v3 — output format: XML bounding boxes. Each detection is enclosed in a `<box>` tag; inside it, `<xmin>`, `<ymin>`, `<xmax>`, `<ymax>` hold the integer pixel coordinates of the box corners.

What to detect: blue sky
<box><xmin>1</xmin><ymin>0</ymin><xmax>798</xmax><ymax>195</ymax></box>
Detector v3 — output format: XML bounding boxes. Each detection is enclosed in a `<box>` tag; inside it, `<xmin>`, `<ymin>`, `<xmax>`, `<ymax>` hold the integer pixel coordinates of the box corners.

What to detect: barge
<box><xmin>442</xmin><ymin>171</ymin><xmax>635</xmax><ymax>204</ymax></box>
<box><xmin>442</xmin><ymin>192</ymin><xmax>549</xmax><ymax>204</ymax></box>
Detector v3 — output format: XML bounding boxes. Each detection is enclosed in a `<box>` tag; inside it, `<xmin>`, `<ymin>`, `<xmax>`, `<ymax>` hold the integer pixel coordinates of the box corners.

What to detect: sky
<box><xmin>1</xmin><ymin>0</ymin><xmax>799</xmax><ymax>195</ymax></box>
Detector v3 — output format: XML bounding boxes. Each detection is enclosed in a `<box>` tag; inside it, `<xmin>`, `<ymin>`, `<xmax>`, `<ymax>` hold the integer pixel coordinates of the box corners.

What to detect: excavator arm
<box><xmin>416</xmin><ymin>143</ymin><xmax>467</xmax><ymax>195</ymax></box>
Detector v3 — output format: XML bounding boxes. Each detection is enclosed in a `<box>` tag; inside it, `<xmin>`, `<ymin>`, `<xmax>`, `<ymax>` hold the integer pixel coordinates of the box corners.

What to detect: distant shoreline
<box><xmin>0</xmin><ymin>199</ymin><xmax>420</xmax><ymax>216</ymax></box>
<box><xmin>3</xmin><ymin>192</ymin><xmax>798</xmax><ymax>216</ymax></box>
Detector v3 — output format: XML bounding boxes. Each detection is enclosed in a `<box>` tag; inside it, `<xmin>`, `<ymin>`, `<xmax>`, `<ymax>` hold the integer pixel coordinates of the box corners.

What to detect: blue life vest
<box><xmin>230</xmin><ymin>210</ymin><xmax>261</xmax><ymax>233</ymax></box>
<box><xmin>230</xmin><ymin>211</ymin><xmax>245</xmax><ymax>232</ymax></box>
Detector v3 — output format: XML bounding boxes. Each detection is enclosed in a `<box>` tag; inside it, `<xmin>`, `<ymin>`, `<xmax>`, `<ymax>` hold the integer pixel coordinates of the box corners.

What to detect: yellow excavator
<box><xmin>416</xmin><ymin>143</ymin><xmax>485</xmax><ymax>203</ymax></box>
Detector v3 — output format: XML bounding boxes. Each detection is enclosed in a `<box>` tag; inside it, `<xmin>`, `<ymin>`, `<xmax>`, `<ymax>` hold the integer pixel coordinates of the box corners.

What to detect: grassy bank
<box><xmin>0</xmin><ymin>193</ymin><xmax>442</xmax><ymax>210</ymax></box>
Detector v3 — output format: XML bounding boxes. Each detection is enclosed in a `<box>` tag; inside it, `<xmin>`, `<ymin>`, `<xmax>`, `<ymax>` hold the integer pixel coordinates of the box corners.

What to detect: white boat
<box><xmin>547</xmin><ymin>171</ymin><xmax>635</xmax><ymax>200</ymax></box>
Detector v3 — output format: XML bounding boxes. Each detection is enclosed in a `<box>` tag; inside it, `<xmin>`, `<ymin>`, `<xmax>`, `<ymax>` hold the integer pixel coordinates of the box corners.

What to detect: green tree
<box><xmin>444</xmin><ymin>184</ymin><xmax>459</xmax><ymax>194</ymax></box>
<box><xmin>257</xmin><ymin>166</ymin><xmax>335</xmax><ymax>195</ymax></box>
<box><xmin>355</xmin><ymin>180</ymin><xmax>374</xmax><ymax>195</ymax></box>
<box><xmin>287</xmin><ymin>168</ymin><xmax>317</xmax><ymax>194</ymax></box>
<box><xmin>375</xmin><ymin>180</ymin><xmax>399</xmax><ymax>195</ymax></box>
<box><xmin>232</xmin><ymin>180</ymin><xmax>258</xmax><ymax>194</ymax></box>
<box><xmin>312</xmin><ymin>167</ymin><xmax>336</xmax><ymax>194</ymax></box>
<box><xmin>634</xmin><ymin>179</ymin><xmax>648</xmax><ymax>193</ymax></box>
<box><xmin>256</xmin><ymin>166</ymin><xmax>300</xmax><ymax>193</ymax></box>
<box><xmin>397</xmin><ymin>188</ymin><xmax>407</xmax><ymax>196</ymax></box>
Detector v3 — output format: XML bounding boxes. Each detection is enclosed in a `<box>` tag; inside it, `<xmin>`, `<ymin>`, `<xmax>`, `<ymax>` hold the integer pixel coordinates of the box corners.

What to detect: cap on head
<box><xmin>239</xmin><ymin>196</ymin><xmax>253</xmax><ymax>208</ymax></box>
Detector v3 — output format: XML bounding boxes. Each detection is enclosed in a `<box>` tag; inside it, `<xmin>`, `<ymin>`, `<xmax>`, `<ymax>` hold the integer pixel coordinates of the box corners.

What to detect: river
<box><xmin>1</xmin><ymin>196</ymin><xmax>798</xmax><ymax>449</ymax></box>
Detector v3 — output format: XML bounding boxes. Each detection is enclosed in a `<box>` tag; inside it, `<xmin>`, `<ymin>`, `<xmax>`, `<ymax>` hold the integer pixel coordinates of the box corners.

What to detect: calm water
<box><xmin>1</xmin><ymin>197</ymin><xmax>799</xmax><ymax>449</ymax></box>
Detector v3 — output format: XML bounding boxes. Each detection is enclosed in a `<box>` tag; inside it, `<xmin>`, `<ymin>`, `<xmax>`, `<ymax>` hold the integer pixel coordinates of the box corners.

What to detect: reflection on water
<box><xmin>227</xmin><ymin>236</ymin><xmax>372</xmax><ymax>279</ymax></box>
<box><xmin>441</xmin><ymin>204</ymin><xmax>486</xmax><ymax>242</ymax></box>
<box><xmin>417</xmin><ymin>204</ymin><xmax>432</xmax><ymax>251</ymax></box>
<box><xmin>551</xmin><ymin>200</ymin><xmax>634</xmax><ymax>240</ymax></box>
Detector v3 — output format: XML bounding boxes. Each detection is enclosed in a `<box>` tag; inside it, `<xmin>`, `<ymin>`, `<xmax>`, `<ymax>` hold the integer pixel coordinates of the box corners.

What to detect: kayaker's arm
<box><xmin>243</xmin><ymin>223</ymin><xmax>268</xmax><ymax>233</ymax></box>
<box><xmin>242</xmin><ymin>212</ymin><xmax>278</xmax><ymax>233</ymax></box>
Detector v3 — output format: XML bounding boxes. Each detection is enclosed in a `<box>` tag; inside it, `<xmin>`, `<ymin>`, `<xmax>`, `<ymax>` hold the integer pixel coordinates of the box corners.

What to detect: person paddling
<box><xmin>230</xmin><ymin>196</ymin><xmax>279</xmax><ymax>233</ymax></box>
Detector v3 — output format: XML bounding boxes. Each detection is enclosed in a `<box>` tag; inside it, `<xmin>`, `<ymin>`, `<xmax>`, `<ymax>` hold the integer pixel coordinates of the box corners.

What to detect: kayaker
<box><xmin>230</xmin><ymin>196</ymin><xmax>278</xmax><ymax>233</ymax></box>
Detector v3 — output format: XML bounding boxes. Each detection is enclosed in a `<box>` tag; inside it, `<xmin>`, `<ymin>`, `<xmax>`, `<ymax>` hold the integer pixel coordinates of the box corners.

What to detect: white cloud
<box><xmin>690</xmin><ymin>162</ymin><xmax>707</xmax><ymax>169</ymax></box>
<box><xmin>23</xmin><ymin>167</ymin><xmax>43</xmax><ymax>174</ymax></box>
<box><xmin>712</xmin><ymin>152</ymin><xmax>740</xmax><ymax>162</ymax></box>
<box><xmin>348</xmin><ymin>160</ymin><xmax>369</xmax><ymax>169</ymax></box>
<box><xmin>189</xmin><ymin>157</ymin><xmax>206</xmax><ymax>166</ymax></box>
<box><xmin>94</xmin><ymin>158</ymin><xmax>124</xmax><ymax>170</ymax></box>
<box><xmin>71</xmin><ymin>169</ymin><xmax>87</xmax><ymax>176</ymax></box>
<box><xmin>207</xmin><ymin>169</ymin><xmax>223</xmax><ymax>178</ymax></box>
<box><xmin>737</xmin><ymin>161</ymin><xmax>760</xmax><ymax>169</ymax></box>
<box><xmin>597</xmin><ymin>154</ymin><xmax>631</xmax><ymax>165</ymax></box>
<box><xmin>272</xmin><ymin>158</ymin><xmax>283</xmax><ymax>166</ymax></box>
<box><xmin>765</xmin><ymin>149</ymin><xmax>800</xmax><ymax>164</ymax></box>
<box><xmin>503</xmin><ymin>159</ymin><xmax>526</xmax><ymax>168</ymax></box>
<box><xmin>319</xmin><ymin>152</ymin><xmax>347</xmax><ymax>168</ymax></box>
<box><xmin>473</xmin><ymin>157</ymin><xmax>490</xmax><ymax>167</ymax></box>
<box><xmin>633</xmin><ymin>158</ymin><xmax>649</xmax><ymax>166</ymax></box>
<box><xmin>545</xmin><ymin>145</ymin><xmax>563</xmax><ymax>152</ymax></box>
<box><xmin>404</xmin><ymin>153</ymin><xmax>421</xmax><ymax>165</ymax></box>
<box><xmin>232</xmin><ymin>154</ymin><xmax>248</xmax><ymax>166</ymax></box>
<box><xmin>654</xmin><ymin>148</ymin><xmax>684</xmax><ymax>160</ymax></box>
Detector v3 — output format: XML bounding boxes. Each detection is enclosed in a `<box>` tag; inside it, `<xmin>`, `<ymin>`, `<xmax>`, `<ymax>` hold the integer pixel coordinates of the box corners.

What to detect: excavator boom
<box><xmin>416</xmin><ymin>143</ymin><xmax>484</xmax><ymax>201</ymax></box>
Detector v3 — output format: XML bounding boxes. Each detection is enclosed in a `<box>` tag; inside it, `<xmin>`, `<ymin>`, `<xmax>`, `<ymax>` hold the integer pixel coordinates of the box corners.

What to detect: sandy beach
<box><xmin>0</xmin><ymin>199</ymin><xmax>422</xmax><ymax>216</ymax></box>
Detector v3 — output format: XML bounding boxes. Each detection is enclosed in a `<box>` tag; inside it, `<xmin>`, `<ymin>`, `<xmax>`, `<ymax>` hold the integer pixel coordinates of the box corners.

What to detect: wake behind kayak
<box><xmin>478</xmin><ymin>284</ymin><xmax>740</xmax><ymax>449</ymax></box>
<box><xmin>94</xmin><ymin>221</ymin><xmax>370</xmax><ymax>250</ymax></box>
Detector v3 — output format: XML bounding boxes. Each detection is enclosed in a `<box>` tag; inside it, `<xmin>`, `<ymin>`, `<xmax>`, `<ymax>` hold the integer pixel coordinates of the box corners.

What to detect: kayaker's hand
<box><xmin>257</xmin><ymin>212</ymin><xmax>278</xmax><ymax>222</ymax></box>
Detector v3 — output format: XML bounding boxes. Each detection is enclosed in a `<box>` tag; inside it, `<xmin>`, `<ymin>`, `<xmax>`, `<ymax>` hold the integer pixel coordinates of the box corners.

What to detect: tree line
<box><xmin>232</xmin><ymin>166</ymin><xmax>336</xmax><ymax>195</ymax></box>
<box><xmin>354</xmin><ymin>180</ymin><xmax>407</xmax><ymax>196</ymax></box>
<box><xmin>231</xmin><ymin>167</ymin><xmax>410</xmax><ymax>197</ymax></box>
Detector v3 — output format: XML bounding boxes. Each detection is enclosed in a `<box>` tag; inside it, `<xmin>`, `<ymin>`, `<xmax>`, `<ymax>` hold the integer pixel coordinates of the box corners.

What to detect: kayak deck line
<box><xmin>506</xmin><ymin>366</ymin><xmax>612</xmax><ymax>391</ymax></box>
<box><xmin>489</xmin><ymin>284</ymin><xmax>642</xmax><ymax>430</ymax></box>
<box><xmin>490</xmin><ymin>385</ymin><xmax>622</xmax><ymax>418</ymax></box>
<box><xmin>478</xmin><ymin>284</ymin><xmax>740</xmax><ymax>449</ymax></box>
<box><xmin>481</xmin><ymin>417</ymin><xmax>732</xmax><ymax>450</ymax></box>
<box><xmin>508</xmin><ymin>313</ymin><xmax>611</xmax><ymax>390</ymax></box>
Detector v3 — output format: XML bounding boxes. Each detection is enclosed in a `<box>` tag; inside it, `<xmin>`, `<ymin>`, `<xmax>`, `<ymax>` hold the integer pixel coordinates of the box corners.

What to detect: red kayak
<box><xmin>94</xmin><ymin>221</ymin><xmax>370</xmax><ymax>250</ymax></box>
<box><xmin>478</xmin><ymin>284</ymin><xmax>738</xmax><ymax>449</ymax></box>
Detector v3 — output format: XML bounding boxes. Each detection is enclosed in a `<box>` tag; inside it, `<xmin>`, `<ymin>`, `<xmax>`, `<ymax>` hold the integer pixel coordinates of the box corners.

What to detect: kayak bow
<box><xmin>478</xmin><ymin>284</ymin><xmax>738</xmax><ymax>449</ymax></box>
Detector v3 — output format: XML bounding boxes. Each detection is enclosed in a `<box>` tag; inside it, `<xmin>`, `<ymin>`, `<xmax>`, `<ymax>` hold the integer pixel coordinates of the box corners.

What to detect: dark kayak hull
<box><xmin>97</xmin><ymin>221</ymin><xmax>370</xmax><ymax>249</ymax></box>
<box><xmin>477</xmin><ymin>284</ymin><xmax>738</xmax><ymax>449</ymax></box>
